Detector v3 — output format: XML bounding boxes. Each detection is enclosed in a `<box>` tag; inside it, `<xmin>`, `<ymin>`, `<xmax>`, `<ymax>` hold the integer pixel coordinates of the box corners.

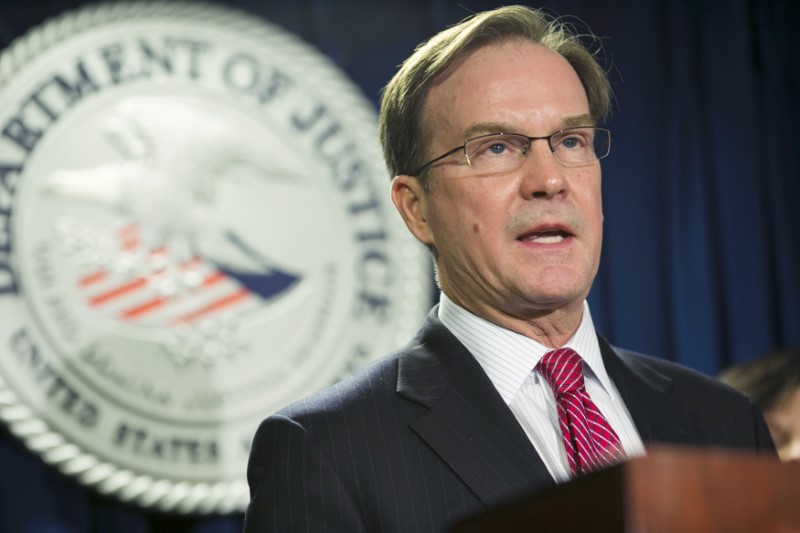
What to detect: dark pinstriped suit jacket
<box><xmin>244</xmin><ymin>307</ymin><xmax>775</xmax><ymax>532</ymax></box>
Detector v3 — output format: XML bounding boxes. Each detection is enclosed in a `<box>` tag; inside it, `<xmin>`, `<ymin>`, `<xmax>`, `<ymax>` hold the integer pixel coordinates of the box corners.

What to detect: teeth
<box><xmin>532</xmin><ymin>234</ymin><xmax>565</xmax><ymax>243</ymax></box>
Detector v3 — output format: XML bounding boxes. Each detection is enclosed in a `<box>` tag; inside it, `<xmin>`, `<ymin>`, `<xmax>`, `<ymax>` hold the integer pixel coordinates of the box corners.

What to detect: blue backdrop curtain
<box><xmin>0</xmin><ymin>0</ymin><xmax>797</xmax><ymax>531</ymax></box>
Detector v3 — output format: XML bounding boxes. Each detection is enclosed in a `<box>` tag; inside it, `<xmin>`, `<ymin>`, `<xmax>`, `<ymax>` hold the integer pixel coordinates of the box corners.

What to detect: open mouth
<box><xmin>518</xmin><ymin>228</ymin><xmax>572</xmax><ymax>244</ymax></box>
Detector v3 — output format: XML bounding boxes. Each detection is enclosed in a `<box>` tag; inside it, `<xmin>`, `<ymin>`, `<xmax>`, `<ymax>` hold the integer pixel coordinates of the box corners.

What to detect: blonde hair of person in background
<box><xmin>719</xmin><ymin>349</ymin><xmax>800</xmax><ymax>461</ymax></box>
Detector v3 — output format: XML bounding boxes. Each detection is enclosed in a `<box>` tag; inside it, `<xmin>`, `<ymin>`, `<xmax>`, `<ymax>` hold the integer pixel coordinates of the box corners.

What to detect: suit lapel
<box><xmin>599</xmin><ymin>335</ymin><xmax>701</xmax><ymax>445</ymax></box>
<box><xmin>397</xmin><ymin>310</ymin><xmax>555</xmax><ymax>507</ymax></box>
<box><xmin>394</xmin><ymin>313</ymin><xmax>703</xmax><ymax>505</ymax></box>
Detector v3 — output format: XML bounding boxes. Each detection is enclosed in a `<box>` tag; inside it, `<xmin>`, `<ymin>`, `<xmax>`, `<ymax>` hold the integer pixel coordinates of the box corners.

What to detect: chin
<box><xmin>517</xmin><ymin>276</ymin><xmax>589</xmax><ymax>300</ymax></box>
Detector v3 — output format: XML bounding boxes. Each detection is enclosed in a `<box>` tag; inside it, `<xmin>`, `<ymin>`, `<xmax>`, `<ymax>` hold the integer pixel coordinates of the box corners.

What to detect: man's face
<box><xmin>392</xmin><ymin>39</ymin><xmax>604</xmax><ymax>322</ymax></box>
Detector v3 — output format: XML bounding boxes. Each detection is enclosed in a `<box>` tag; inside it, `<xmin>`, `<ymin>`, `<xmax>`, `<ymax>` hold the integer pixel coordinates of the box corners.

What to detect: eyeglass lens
<box><xmin>465</xmin><ymin>128</ymin><xmax>609</xmax><ymax>174</ymax></box>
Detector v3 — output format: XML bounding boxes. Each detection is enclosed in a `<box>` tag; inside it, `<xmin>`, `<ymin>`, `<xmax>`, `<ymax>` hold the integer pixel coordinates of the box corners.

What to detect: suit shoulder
<box><xmin>274</xmin><ymin>351</ymin><xmax>404</xmax><ymax>423</ymax></box>
<box><xmin>616</xmin><ymin>347</ymin><xmax>751</xmax><ymax>402</ymax></box>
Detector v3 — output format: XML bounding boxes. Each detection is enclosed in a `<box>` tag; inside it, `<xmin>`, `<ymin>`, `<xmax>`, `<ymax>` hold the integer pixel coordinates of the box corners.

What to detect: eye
<box><xmin>557</xmin><ymin>133</ymin><xmax>589</xmax><ymax>150</ymax></box>
<box><xmin>488</xmin><ymin>143</ymin><xmax>507</xmax><ymax>155</ymax></box>
<box><xmin>561</xmin><ymin>136</ymin><xmax>581</xmax><ymax>149</ymax></box>
<box><xmin>468</xmin><ymin>135</ymin><xmax>527</xmax><ymax>160</ymax></box>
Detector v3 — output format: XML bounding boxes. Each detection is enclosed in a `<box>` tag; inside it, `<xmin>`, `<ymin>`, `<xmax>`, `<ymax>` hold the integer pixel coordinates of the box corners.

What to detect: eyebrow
<box><xmin>460</xmin><ymin>114</ymin><xmax>596</xmax><ymax>140</ymax></box>
<box><xmin>560</xmin><ymin>114</ymin><xmax>596</xmax><ymax>129</ymax></box>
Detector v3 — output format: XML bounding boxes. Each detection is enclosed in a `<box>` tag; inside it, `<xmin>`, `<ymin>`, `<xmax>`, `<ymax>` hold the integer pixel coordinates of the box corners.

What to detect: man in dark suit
<box><xmin>244</xmin><ymin>6</ymin><xmax>775</xmax><ymax>531</ymax></box>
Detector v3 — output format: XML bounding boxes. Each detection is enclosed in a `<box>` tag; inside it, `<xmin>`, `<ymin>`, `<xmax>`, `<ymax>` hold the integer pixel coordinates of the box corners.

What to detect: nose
<box><xmin>518</xmin><ymin>140</ymin><xmax>568</xmax><ymax>199</ymax></box>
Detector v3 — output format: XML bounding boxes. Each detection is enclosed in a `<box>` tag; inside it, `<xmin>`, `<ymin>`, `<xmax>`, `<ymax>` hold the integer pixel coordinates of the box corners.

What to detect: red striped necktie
<box><xmin>537</xmin><ymin>347</ymin><xmax>626</xmax><ymax>476</ymax></box>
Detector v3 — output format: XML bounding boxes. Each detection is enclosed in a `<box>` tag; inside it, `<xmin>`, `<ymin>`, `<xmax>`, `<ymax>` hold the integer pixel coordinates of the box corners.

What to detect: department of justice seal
<box><xmin>0</xmin><ymin>2</ymin><xmax>431</xmax><ymax>514</ymax></box>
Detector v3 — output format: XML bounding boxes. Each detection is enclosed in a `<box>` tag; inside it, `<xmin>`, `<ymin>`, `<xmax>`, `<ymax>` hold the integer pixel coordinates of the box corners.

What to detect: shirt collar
<box><xmin>437</xmin><ymin>292</ymin><xmax>611</xmax><ymax>404</ymax></box>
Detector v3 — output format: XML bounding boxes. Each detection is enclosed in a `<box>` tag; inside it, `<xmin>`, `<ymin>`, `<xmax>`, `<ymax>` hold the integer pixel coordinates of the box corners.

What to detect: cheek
<box><xmin>580</xmin><ymin>174</ymin><xmax>604</xmax><ymax>231</ymax></box>
<box><xmin>430</xmin><ymin>180</ymin><xmax>510</xmax><ymax>247</ymax></box>
<box><xmin>426</xmin><ymin>197</ymin><xmax>470</xmax><ymax>250</ymax></box>
<box><xmin>432</xmin><ymin>185</ymin><xmax>483</xmax><ymax>226</ymax></box>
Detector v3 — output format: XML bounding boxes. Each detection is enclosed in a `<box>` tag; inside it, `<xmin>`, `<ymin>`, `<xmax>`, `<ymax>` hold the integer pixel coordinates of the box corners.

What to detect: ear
<box><xmin>390</xmin><ymin>175</ymin><xmax>435</xmax><ymax>247</ymax></box>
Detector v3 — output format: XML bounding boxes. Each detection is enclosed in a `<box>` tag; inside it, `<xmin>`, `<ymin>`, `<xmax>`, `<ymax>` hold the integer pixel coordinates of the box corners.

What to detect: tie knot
<box><xmin>537</xmin><ymin>348</ymin><xmax>585</xmax><ymax>396</ymax></box>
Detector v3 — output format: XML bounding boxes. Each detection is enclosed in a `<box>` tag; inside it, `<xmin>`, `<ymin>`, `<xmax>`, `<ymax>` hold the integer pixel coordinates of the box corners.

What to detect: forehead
<box><xmin>423</xmin><ymin>39</ymin><xmax>590</xmax><ymax>141</ymax></box>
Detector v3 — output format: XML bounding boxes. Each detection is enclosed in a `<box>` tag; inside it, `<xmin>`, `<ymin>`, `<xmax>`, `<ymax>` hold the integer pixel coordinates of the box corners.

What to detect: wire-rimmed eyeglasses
<box><xmin>409</xmin><ymin>127</ymin><xmax>612</xmax><ymax>176</ymax></box>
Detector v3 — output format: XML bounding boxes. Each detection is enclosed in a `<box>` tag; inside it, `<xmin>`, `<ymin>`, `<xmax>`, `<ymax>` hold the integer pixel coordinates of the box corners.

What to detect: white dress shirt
<box><xmin>438</xmin><ymin>292</ymin><xmax>646</xmax><ymax>482</ymax></box>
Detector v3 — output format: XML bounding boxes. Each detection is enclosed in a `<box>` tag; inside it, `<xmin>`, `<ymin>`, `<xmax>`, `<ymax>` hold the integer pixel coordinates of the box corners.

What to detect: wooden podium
<box><xmin>451</xmin><ymin>446</ymin><xmax>800</xmax><ymax>532</ymax></box>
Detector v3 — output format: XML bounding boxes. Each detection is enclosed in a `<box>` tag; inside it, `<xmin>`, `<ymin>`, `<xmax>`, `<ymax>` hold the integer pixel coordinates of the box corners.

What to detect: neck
<box><xmin>444</xmin><ymin>292</ymin><xmax>585</xmax><ymax>349</ymax></box>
